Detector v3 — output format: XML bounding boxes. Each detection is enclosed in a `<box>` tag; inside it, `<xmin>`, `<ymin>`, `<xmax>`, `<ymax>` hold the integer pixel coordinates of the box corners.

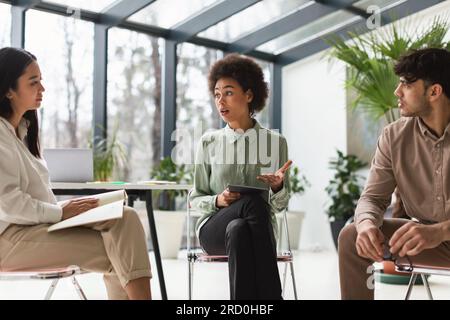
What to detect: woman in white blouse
<box><xmin>0</xmin><ymin>47</ymin><xmax>151</xmax><ymax>300</ymax></box>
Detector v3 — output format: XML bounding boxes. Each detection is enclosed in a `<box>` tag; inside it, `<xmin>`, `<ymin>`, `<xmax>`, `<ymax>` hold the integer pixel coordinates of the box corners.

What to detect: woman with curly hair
<box><xmin>190</xmin><ymin>53</ymin><xmax>292</xmax><ymax>300</ymax></box>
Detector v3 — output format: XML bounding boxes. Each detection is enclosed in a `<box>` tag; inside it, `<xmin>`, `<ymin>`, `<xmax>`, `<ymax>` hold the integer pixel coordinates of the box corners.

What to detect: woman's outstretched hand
<box><xmin>61</xmin><ymin>198</ymin><xmax>99</xmax><ymax>220</ymax></box>
<box><xmin>256</xmin><ymin>160</ymin><xmax>293</xmax><ymax>193</ymax></box>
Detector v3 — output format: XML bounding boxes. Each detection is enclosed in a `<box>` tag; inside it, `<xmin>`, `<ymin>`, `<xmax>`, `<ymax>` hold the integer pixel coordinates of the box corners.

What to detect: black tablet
<box><xmin>227</xmin><ymin>184</ymin><xmax>267</xmax><ymax>194</ymax></box>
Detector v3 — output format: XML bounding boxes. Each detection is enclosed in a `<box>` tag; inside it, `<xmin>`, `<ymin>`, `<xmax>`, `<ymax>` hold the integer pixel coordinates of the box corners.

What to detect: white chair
<box><xmin>0</xmin><ymin>265</ymin><xmax>87</xmax><ymax>300</ymax></box>
<box><xmin>395</xmin><ymin>262</ymin><xmax>450</xmax><ymax>300</ymax></box>
<box><xmin>186</xmin><ymin>189</ymin><xmax>298</xmax><ymax>300</ymax></box>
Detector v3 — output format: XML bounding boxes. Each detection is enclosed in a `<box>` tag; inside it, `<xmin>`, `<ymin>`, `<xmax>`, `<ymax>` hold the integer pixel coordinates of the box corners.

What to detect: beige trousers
<box><xmin>338</xmin><ymin>218</ymin><xmax>450</xmax><ymax>299</ymax></box>
<box><xmin>0</xmin><ymin>206</ymin><xmax>152</xmax><ymax>300</ymax></box>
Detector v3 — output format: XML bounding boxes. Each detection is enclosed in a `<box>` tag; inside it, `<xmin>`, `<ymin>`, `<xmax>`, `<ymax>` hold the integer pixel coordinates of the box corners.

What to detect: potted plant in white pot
<box><xmin>150</xmin><ymin>157</ymin><xmax>192</xmax><ymax>259</ymax></box>
<box><xmin>92</xmin><ymin>125</ymin><xmax>128</xmax><ymax>181</ymax></box>
<box><xmin>325</xmin><ymin>150</ymin><xmax>367</xmax><ymax>250</ymax></box>
<box><xmin>277</xmin><ymin>165</ymin><xmax>310</xmax><ymax>251</ymax></box>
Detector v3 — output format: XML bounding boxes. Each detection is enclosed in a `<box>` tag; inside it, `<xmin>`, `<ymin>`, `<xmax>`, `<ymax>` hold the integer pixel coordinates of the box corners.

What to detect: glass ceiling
<box><xmin>198</xmin><ymin>0</ymin><xmax>310</xmax><ymax>42</ymax></box>
<box><xmin>32</xmin><ymin>0</ymin><xmax>438</xmax><ymax>60</ymax></box>
<box><xmin>257</xmin><ymin>0</ymin><xmax>406</xmax><ymax>54</ymax></box>
<box><xmin>127</xmin><ymin>0</ymin><xmax>221</xmax><ymax>29</ymax></box>
<box><xmin>46</xmin><ymin>0</ymin><xmax>119</xmax><ymax>12</ymax></box>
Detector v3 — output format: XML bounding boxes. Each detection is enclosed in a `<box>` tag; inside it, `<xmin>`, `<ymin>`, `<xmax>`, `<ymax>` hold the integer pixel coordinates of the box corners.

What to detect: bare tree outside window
<box><xmin>108</xmin><ymin>28</ymin><xmax>159</xmax><ymax>182</ymax></box>
<box><xmin>62</xmin><ymin>18</ymin><xmax>88</xmax><ymax>148</ymax></box>
<box><xmin>176</xmin><ymin>43</ymin><xmax>222</xmax><ymax>132</ymax></box>
<box><xmin>25</xmin><ymin>9</ymin><xmax>93</xmax><ymax>150</ymax></box>
<box><xmin>0</xmin><ymin>3</ymin><xmax>11</xmax><ymax>47</ymax></box>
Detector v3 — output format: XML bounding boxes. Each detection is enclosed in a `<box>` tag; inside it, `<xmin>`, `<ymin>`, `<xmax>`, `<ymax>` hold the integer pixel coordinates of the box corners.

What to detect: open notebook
<box><xmin>47</xmin><ymin>190</ymin><xmax>127</xmax><ymax>232</ymax></box>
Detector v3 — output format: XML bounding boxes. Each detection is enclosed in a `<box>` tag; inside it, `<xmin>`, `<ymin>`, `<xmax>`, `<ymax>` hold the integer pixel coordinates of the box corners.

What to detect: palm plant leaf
<box><xmin>327</xmin><ymin>16</ymin><xmax>450</xmax><ymax>124</ymax></box>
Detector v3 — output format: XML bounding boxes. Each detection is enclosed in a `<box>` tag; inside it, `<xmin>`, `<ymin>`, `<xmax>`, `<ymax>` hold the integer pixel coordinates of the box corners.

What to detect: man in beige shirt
<box><xmin>339</xmin><ymin>48</ymin><xmax>450</xmax><ymax>299</ymax></box>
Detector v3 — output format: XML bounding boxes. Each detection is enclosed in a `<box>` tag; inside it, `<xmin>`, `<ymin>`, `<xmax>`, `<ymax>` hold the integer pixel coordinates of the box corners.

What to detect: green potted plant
<box><xmin>92</xmin><ymin>125</ymin><xmax>127</xmax><ymax>181</ymax></box>
<box><xmin>150</xmin><ymin>157</ymin><xmax>191</xmax><ymax>210</ymax></box>
<box><xmin>325</xmin><ymin>150</ymin><xmax>367</xmax><ymax>250</ymax></box>
<box><xmin>277</xmin><ymin>166</ymin><xmax>310</xmax><ymax>251</ymax></box>
<box><xmin>150</xmin><ymin>157</ymin><xmax>192</xmax><ymax>259</ymax></box>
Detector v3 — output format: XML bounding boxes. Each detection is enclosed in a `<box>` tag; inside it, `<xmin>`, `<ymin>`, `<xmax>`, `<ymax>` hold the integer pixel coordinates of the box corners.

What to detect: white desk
<box><xmin>51</xmin><ymin>182</ymin><xmax>192</xmax><ymax>300</ymax></box>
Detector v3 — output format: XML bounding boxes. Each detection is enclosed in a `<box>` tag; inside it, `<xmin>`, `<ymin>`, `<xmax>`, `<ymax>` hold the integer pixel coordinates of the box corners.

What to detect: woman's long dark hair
<box><xmin>0</xmin><ymin>47</ymin><xmax>41</xmax><ymax>158</ymax></box>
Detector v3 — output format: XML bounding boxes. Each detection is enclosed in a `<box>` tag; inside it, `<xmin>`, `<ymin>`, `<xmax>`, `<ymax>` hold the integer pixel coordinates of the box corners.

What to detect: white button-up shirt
<box><xmin>0</xmin><ymin>117</ymin><xmax>62</xmax><ymax>234</ymax></box>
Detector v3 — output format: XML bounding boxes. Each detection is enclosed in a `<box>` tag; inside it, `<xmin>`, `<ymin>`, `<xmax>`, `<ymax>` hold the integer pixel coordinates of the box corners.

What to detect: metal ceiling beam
<box><xmin>315</xmin><ymin>0</ymin><xmax>370</xmax><ymax>19</ymax></box>
<box><xmin>172</xmin><ymin>0</ymin><xmax>261</xmax><ymax>43</ymax></box>
<box><xmin>11</xmin><ymin>0</ymin><xmax>41</xmax><ymax>9</ymax></box>
<box><xmin>277</xmin><ymin>0</ymin><xmax>446</xmax><ymax>66</ymax></box>
<box><xmin>100</xmin><ymin>0</ymin><xmax>156</xmax><ymax>27</ymax></box>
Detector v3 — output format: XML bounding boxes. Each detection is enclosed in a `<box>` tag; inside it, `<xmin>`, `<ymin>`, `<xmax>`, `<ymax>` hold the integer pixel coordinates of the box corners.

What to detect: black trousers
<box><xmin>199</xmin><ymin>194</ymin><xmax>282</xmax><ymax>300</ymax></box>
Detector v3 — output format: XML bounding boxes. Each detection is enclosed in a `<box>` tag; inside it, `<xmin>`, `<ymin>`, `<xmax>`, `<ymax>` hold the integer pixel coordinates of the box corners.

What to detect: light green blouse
<box><xmin>191</xmin><ymin>120</ymin><xmax>291</xmax><ymax>237</ymax></box>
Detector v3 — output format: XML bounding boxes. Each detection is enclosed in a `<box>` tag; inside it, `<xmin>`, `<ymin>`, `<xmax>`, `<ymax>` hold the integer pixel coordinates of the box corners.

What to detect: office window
<box><xmin>108</xmin><ymin>28</ymin><xmax>160</xmax><ymax>182</ymax></box>
<box><xmin>25</xmin><ymin>9</ymin><xmax>94</xmax><ymax>149</ymax></box>
<box><xmin>0</xmin><ymin>3</ymin><xmax>11</xmax><ymax>47</ymax></box>
<box><xmin>176</xmin><ymin>43</ymin><xmax>222</xmax><ymax>131</ymax></box>
<box><xmin>175</xmin><ymin>43</ymin><xmax>221</xmax><ymax>166</ymax></box>
<box><xmin>254</xmin><ymin>59</ymin><xmax>271</xmax><ymax>129</ymax></box>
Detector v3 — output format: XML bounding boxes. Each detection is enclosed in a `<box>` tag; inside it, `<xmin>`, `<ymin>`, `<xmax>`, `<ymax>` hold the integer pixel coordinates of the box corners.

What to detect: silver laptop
<box><xmin>43</xmin><ymin>148</ymin><xmax>94</xmax><ymax>182</ymax></box>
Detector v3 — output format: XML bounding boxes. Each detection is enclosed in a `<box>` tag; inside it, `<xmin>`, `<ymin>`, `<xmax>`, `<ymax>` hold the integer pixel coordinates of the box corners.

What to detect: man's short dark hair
<box><xmin>208</xmin><ymin>53</ymin><xmax>268</xmax><ymax>115</ymax></box>
<box><xmin>394</xmin><ymin>48</ymin><xmax>450</xmax><ymax>98</ymax></box>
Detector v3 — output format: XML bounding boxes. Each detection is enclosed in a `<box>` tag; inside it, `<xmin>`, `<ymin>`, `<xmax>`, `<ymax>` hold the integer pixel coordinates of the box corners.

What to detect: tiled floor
<box><xmin>0</xmin><ymin>250</ymin><xmax>449</xmax><ymax>300</ymax></box>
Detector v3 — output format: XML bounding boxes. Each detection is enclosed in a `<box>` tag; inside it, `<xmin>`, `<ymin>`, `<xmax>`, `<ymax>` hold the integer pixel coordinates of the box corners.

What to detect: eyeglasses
<box><xmin>383</xmin><ymin>242</ymin><xmax>413</xmax><ymax>272</ymax></box>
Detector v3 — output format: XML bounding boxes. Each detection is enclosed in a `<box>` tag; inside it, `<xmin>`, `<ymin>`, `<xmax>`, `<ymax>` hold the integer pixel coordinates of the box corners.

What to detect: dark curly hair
<box><xmin>208</xmin><ymin>53</ymin><xmax>268</xmax><ymax>116</ymax></box>
<box><xmin>394</xmin><ymin>48</ymin><xmax>450</xmax><ymax>98</ymax></box>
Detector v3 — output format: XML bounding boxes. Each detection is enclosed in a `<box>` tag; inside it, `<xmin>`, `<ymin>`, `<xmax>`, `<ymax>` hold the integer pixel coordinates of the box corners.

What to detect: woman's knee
<box><xmin>225</xmin><ymin>219</ymin><xmax>249</xmax><ymax>241</ymax></box>
<box><xmin>240</xmin><ymin>194</ymin><xmax>270</xmax><ymax>215</ymax></box>
<box><xmin>119</xmin><ymin>207</ymin><xmax>145</xmax><ymax>232</ymax></box>
<box><xmin>122</xmin><ymin>206</ymin><xmax>140</xmax><ymax>222</ymax></box>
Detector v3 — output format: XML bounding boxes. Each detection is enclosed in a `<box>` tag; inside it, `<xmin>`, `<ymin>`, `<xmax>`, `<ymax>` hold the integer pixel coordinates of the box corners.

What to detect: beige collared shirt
<box><xmin>0</xmin><ymin>117</ymin><xmax>62</xmax><ymax>235</ymax></box>
<box><xmin>355</xmin><ymin>116</ymin><xmax>450</xmax><ymax>228</ymax></box>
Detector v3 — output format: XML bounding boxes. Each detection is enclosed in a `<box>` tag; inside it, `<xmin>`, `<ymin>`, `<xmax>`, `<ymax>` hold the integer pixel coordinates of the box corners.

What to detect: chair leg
<box><xmin>72</xmin><ymin>276</ymin><xmax>87</xmax><ymax>300</ymax></box>
<box><xmin>421</xmin><ymin>274</ymin><xmax>433</xmax><ymax>300</ymax></box>
<box><xmin>44</xmin><ymin>279</ymin><xmax>59</xmax><ymax>300</ymax></box>
<box><xmin>405</xmin><ymin>273</ymin><xmax>418</xmax><ymax>300</ymax></box>
<box><xmin>281</xmin><ymin>263</ymin><xmax>288</xmax><ymax>298</ymax></box>
<box><xmin>188</xmin><ymin>259</ymin><xmax>194</xmax><ymax>300</ymax></box>
<box><xmin>289</xmin><ymin>261</ymin><xmax>298</xmax><ymax>300</ymax></box>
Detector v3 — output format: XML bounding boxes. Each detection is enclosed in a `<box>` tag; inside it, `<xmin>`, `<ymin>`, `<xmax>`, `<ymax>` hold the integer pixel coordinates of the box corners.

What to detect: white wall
<box><xmin>282</xmin><ymin>53</ymin><xmax>347</xmax><ymax>251</ymax></box>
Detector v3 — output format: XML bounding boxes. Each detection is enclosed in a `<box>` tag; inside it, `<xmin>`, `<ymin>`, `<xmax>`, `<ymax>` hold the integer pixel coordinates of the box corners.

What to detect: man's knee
<box><xmin>338</xmin><ymin>223</ymin><xmax>358</xmax><ymax>253</ymax></box>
